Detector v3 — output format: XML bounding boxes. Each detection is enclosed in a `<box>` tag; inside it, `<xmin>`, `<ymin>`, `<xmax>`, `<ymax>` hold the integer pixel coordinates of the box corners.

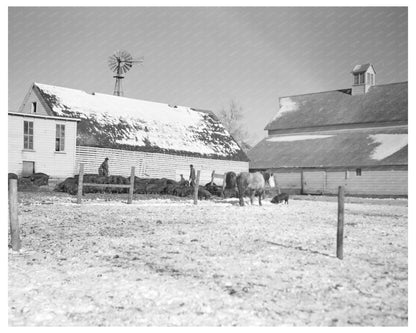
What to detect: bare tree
<box><xmin>216</xmin><ymin>100</ymin><xmax>251</xmax><ymax>152</ymax></box>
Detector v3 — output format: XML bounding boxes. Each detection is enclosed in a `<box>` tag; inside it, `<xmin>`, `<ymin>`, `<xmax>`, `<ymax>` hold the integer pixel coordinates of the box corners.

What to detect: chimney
<box><xmin>351</xmin><ymin>63</ymin><xmax>376</xmax><ymax>95</ymax></box>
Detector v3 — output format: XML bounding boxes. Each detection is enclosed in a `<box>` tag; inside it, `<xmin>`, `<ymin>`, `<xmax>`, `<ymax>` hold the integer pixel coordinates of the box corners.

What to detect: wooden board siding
<box><xmin>75</xmin><ymin>146</ymin><xmax>146</xmax><ymax>178</ymax></box>
<box><xmin>17</xmin><ymin>87</ymin><xmax>49</xmax><ymax>116</ymax></box>
<box><xmin>325</xmin><ymin>171</ymin><xmax>347</xmax><ymax>194</ymax></box>
<box><xmin>75</xmin><ymin>146</ymin><xmax>249</xmax><ymax>185</ymax></box>
<box><xmin>271</xmin><ymin>168</ymin><xmax>407</xmax><ymax>196</ymax></box>
<box><xmin>8</xmin><ymin>115</ymin><xmax>77</xmax><ymax>178</ymax></box>
<box><xmin>320</xmin><ymin>169</ymin><xmax>407</xmax><ymax>195</ymax></box>
<box><xmin>273</xmin><ymin>171</ymin><xmax>302</xmax><ymax>190</ymax></box>
<box><xmin>343</xmin><ymin>169</ymin><xmax>407</xmax><ymax>196</ymax></box>
<box><xmin>303</xmin><ymin>170</ymin><xmax>326</xmax><ymax>194</ymax></box>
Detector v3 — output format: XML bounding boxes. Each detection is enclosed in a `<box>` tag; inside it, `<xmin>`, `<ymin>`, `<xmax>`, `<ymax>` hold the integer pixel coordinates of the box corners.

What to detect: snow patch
<box><xmin>267</xmin><ymin>135</ymin><xmax>334</xmax><ymax>142</ymax></box>
<box><xmin>271</xmin><ymin>97</ymin><xmax>299</xmax><ymax>120</ymax></box>
<box><xmin>36</xmin><ymin>83</ymin><xmax>201</xmax><ymax>126</ymax></box>
<box><xmin>369</xmin><ymin>134</ymin><xmax>408</xmax><ymax>160</ymax></box>
<box><xmin>34</xmin><ymin>83</ymin><xmax>240</xmax><ymax>156</ymax></box>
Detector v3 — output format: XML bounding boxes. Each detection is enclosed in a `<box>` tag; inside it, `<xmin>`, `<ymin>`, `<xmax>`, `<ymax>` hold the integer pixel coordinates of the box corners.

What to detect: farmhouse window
<box><xmin>23</xmin><ymin>121</ymin><xmax>34</xmax><ymax>150</ymax></box>
<box><xmin>55</xmin><ymin>124</ymin><xmax>65</xmax><ymax>151</ymax></box>
<box><xmin>31</xmin><ymin>102</ymin><xmax>37</xmax><ymax>113</ymax></box>
<box><xmin>356</xmin><ymin>168</ymin><xmax>362</xmax><ymax>176</ymax></box>
<box><xmin>359</xmin><ymin>73</ymin><xmax>365</xmax><ymax>84</ymax></box>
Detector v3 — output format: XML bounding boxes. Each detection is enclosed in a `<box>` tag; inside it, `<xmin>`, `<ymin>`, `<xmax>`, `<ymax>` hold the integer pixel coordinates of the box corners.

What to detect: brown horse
<box><xmin>236</xmin><ymin>172</ymin><xmax>265</xmax><ymax>206</ymax></box>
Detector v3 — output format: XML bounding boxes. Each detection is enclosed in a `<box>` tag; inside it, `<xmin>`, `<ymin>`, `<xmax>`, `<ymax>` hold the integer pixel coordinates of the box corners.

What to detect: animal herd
<box><xmin>11</xmin><ymin>169</ymin><xmax>289</xmax><ymax>206</ymax></box>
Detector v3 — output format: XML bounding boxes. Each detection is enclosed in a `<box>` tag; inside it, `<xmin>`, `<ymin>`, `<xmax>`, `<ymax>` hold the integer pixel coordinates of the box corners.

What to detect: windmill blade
<box><xmin>108</xmin><ymin>53</ymin><xmax>122</xmax><ymax>73</ymax></box>
<box><xmin>122</xmin><ymin>63</ymin><xmax>133</xmax><ymax>72</ymax></box>
<box><xmin>120</xmin><ymin>61</ymin><xmax>132</xmax><ymax>73</ymax></box>
<box><xmin>120</xmin><ymin>50</ymin><xmax>132</xmax><ymax>61</ymax></box>
<box><xmin>109</xmin><ymin>50</ymin><xmax>137</xmax><ymax>73</ymax></box>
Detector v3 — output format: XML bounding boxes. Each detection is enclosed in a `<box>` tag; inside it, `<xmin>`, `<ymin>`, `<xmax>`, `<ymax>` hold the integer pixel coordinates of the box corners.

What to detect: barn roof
<box><xmin>265</xmin><ymin>82</ymin><xmax>408</xmax><ymax>132</ymax></box>
<box><xmin>33</xmin><ymin>83</ymin><xmax>248</xmax><ymax>161</ymax></box>
<box><xmin>248</xmin><ymin>127</ymin><xmax>408</xmax><ymax>169</ymax></box>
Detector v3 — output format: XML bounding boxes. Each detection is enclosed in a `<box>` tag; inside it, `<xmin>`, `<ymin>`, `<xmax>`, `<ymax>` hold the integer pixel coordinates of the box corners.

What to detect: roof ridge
<box><xmin>279</xmin><ymin>88</ymin><xmax>352</xmax><ymax>99</ymax></box>
<box><xmin>279</xmin><ymin>81</ymin><xmax>407</xmax><ymax>99</ymax></box>
<box><xmin>34</xmin><ymin>82</ymin><xmax>213</xmax><ymax>115</ymax></box>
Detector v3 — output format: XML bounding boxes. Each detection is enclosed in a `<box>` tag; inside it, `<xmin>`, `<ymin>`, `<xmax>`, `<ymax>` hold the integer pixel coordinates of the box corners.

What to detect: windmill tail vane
<box><xmin>108</xmin><ymin>50</ymin><xmax>143</xmax><ymax>96</ymax></box>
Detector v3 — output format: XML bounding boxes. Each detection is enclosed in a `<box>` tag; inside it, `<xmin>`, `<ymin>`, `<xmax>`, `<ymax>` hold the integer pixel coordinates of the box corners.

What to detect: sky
<box><xmin>8</xmin><ymin>7</ymin><xmax>408</xmax><ymax>145</ymax></box>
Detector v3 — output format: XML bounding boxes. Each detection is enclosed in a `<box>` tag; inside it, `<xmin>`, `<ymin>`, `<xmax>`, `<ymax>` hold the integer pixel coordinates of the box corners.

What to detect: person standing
<box><xmin>98</xmin><ymin>157</ymin><xmax>109</xmax><ymax>176</ymax></box>
<box><xmin>189</xmin><ymin>164</ymin><xmax>196</xmax><ymax>187</ymax></box>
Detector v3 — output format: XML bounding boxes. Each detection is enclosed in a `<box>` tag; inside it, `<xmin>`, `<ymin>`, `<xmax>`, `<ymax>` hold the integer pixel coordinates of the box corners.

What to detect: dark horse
<box><xmin>222</xmin><ymin>171</ymin><xmax>237</xmax><ymax>198</ymax></box>
<box><xmin>236</xmin><ymin>172</ymin><xmax>265</xmax><ymax>206</ymax></box>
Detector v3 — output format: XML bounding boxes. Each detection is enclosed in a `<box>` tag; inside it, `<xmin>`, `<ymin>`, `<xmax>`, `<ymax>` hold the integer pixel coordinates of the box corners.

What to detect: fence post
<box><xmin>222</xmin><ymin>172</ymin><xmax>227</xmax><ymax>198</ymax></box>
<box><xmin>128</xmin><ymin>166</ymin><xmax>135</xmax><ymax>204</ymax></box>
<box><xmin>193</xmin><ymin>170</ymin><xmax>201</xmax><ymax>205</ymax></box>
<box><xmin>300</xmin><ymin>170</ymin><xmax>304</xmax><ymax>195</ymax></box>
<box><xmin>337</xmin><ymin>186</ymin><xmax>345</xmax><ymax>260</ymax></box>
<box><xmin>210</xmin><ymin>170</ymin><xmax>215</xmax><ymax>186</ymax></box>
<box><xmin>77</xmin><ymin>163</ymin><xmax>84</xmax><ymax>204</ymax></box>
<box><xmin>9</xmin><ymin>179</ymin><xmax>21</xmax><ymax>251</ymax></box>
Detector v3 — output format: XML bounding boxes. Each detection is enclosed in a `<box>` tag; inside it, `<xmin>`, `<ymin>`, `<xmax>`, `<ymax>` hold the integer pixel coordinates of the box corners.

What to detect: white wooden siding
<box><xmin>8</xmin><ymin>115</ymin><xmax>77</xmax><ymax>178</ymax></box>
<box><xmin>344</xmin><ymin>170</ymin><xmax>407</xmax><ymax>195</ymax></box>
<box><xmin>325</xmin><ymin>171</ymin><xmax>347</xmax><ymax>194</ymax></box>
<box><xmin>76</xmin><ymin>146</ymin><xmax>249</xmax><ymax>185</ymax></box>
<box><xmin>319</xmin><ymin>169</ymin><xmax>407</xmax><ymax>195</ymax></box>
<box><xmin>303</xmin><ymin>170</ymin><xmax>326</xmax><ymax>194</ymax></box>
<box><xmin>272</xmin><ymin>168</ymin><xmax>407</xmax><ymax>196</ymax></box>
<box><xmin>17</xmin><ymin>88</ymin><xmax>49</xmax><ymax>116</ymax></box>
<box><xmin>273</xmin><ymin>172</ymin><xmax>301</xmax><ymax>189</ymax></box>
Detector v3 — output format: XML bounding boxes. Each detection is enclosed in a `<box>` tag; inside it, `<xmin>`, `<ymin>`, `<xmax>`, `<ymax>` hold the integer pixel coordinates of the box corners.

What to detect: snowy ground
<box><xmin>8</xmin><ymin>191</ymin><xmax>408</xmax><ymax>326</ymax></box>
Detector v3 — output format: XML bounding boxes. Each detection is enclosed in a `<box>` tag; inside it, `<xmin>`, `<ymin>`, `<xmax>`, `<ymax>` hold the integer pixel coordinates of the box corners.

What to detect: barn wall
<box><xmin>75</xmin><ymin>146</ymin><xmax>249</xmax><ymax>184</ymax></box>
<box><xmin>8</xmin><ymin>114</ymin><xmax>78</xmax><ymax>178</ymax></box>
<box><xmin>325</xmin><ymin>171</ymin><xmax>347</xmax><ymax>194</ymax></box>
<box><xmin>328</xmin><ymin>169</ymin><xmax>408</xmax><ymax>196</ymax></box>
<box><xmin>303</xmin><ymin>170</ymin><xmax>327</xmax><ymax>194</ymax></box>
<box><xmin>270</xmin><ymin>167</ymin><xmax>407</xmax><ymax>196</ymax></box>
<box><xmin>272</xmin><ymin>171</ymin><xmax>302</xmax><ymax>191</ymax></box>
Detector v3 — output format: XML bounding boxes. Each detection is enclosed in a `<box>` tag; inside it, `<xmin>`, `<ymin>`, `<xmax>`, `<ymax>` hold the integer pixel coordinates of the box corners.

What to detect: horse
<box><xmin>223</xmin><ymin>171</ymin><xmax>237</xmax><ymax>198</ymax></box>
<box><xmin>236</xmin><ymin>172</ymin><xmax>266</xmax><ymax>206</ymax></box>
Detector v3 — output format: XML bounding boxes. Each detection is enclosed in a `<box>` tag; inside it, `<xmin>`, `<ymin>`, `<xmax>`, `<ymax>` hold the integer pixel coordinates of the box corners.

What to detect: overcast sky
<box><xmin>8</xmin><ymin>7</ymin><xmax>407</xmax><ymax>145</ymax></box>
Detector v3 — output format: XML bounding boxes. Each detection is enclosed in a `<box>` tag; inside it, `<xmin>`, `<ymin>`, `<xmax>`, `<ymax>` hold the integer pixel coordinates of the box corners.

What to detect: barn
<box><xmin>248</xmin><ymin>64</ymin><xmax>408</xmax><ymax>196</ymax></box>
<box><xmin>9</xmin><ymin>83</ymin><xmax>249</xmax><ymax>183</ymax></box>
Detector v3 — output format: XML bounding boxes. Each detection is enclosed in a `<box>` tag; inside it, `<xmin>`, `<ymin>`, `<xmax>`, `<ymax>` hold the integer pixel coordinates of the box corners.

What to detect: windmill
<box><xmin>108</xmin><ymin>50</ymin><xmax>143</xmax><ymax>96</ymax></box>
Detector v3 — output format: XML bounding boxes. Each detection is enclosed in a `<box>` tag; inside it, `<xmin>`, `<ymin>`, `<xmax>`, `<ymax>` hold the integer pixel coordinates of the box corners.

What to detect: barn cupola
<box><xmin>351</xmin><ymin>63</ymin><xmax>376</xmax><ymax>95</ymax></box>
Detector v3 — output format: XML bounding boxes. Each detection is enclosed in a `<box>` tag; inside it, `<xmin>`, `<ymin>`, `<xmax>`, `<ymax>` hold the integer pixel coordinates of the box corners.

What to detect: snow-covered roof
<box><xmin>33</xmin><ymin>83</ymin><xmax>248</xmax><ymax>161</ymax></box>
<box><xmin>248</xmin><ymin>127</ymin><xmax>408</xmax><ymax>169</ymax></box>
<box><xmin>265</xmin><ymin>82</ymin><xmax>407</xmax><ymax>132</ymax></box>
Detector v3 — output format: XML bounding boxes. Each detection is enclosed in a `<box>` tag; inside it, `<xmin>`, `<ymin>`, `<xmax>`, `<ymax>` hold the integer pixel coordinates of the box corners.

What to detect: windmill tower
<box><xmin>108</xmin><ymin>50</ymin><xmax>143</xmax><ymax>96</ymax></box>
